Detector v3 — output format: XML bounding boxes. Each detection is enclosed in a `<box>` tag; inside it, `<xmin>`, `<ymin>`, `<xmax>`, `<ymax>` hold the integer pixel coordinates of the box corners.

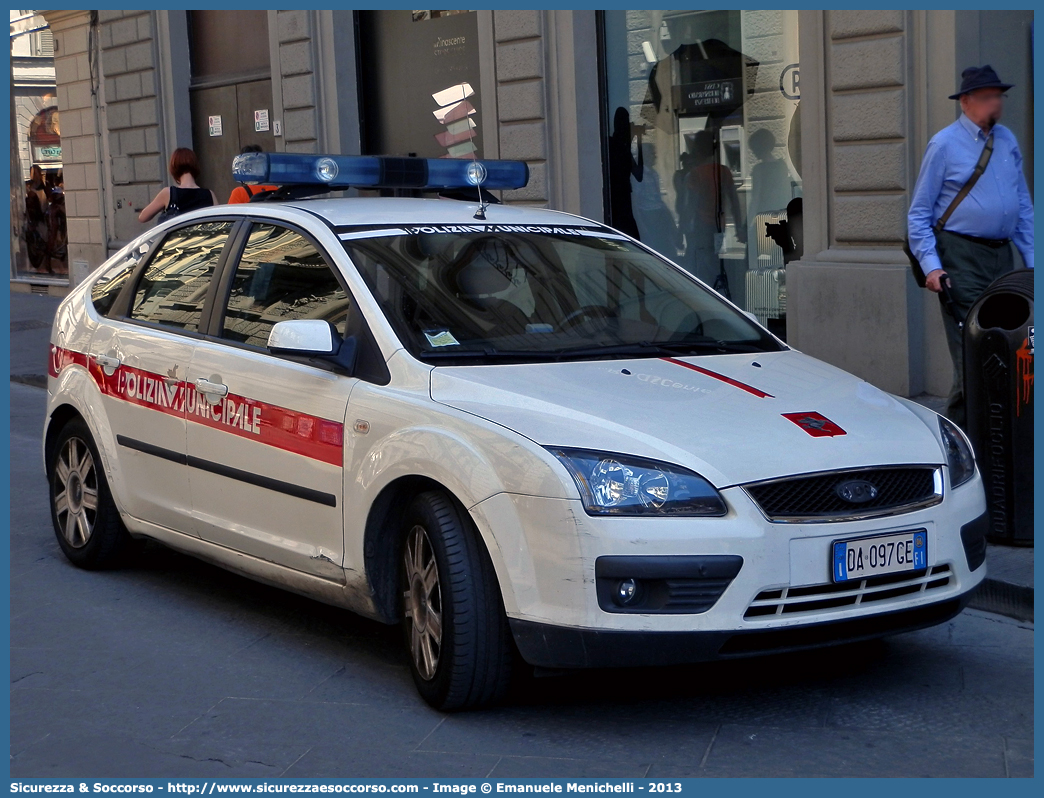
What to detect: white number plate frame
<box><xmin>832</xmin><ymin>529</ymin><xmax>927</xmax><ymax>583</ymax></box>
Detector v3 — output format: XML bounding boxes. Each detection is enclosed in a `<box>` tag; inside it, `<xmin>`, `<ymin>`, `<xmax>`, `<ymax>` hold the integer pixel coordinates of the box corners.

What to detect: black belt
<box><xmin>943</xmin><ymin>230</ymin><xmax>1011</xmax><ymax>248</ymax></box>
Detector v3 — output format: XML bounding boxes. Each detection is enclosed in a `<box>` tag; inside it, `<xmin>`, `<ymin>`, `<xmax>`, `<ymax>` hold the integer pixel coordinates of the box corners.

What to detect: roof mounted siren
<box><xmin>231</xmin><ymin>152</ymin><xmax>529</xmax><ymax>206</ymax></box>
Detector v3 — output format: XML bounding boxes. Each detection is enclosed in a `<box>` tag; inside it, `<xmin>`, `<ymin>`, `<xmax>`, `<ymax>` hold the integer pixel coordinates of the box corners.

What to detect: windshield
<box><xmin>342</xmin><ymin>225</ymin><xmax>784</xmax><ymax>364</ymax></box>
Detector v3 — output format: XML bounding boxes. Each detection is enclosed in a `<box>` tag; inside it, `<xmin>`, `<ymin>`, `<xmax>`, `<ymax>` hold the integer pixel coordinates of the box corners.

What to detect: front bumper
<box><xmin>471</xmin><ymin>468</ymin><xmax>988</xmax><ymax>667</ymax></box>
<box><xmin>510</xmin><ymin>589</ymin><xmax>974</xmax><ymax>669</ymax></box>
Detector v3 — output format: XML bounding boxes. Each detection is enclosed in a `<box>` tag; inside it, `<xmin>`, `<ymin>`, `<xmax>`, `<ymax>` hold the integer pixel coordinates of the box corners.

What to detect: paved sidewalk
<box><xmin>9</xmin><ymin>290</ymin><xmax>1034</xmax><ymax>621</ymax></box>
<box><xmin>9</xmin><ymin>290</ymin><xmax>61</xmax><ymax>389</ymax></box>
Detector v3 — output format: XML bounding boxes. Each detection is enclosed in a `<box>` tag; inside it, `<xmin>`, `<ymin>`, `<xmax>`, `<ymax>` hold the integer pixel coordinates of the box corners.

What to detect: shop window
<box><xmin>358</xmin><ymin>11</ymin><xmax>483</xmax><ymax>160</ymax></box>
<box><xmin>602</xmin><ymin>10</ymin><xmax>801</xmax><ymax>339</ymax></box>
<box><xmin>10</xmin><ymin>11</ymin><xmax>66</xmax><ymax>281</ymax></box>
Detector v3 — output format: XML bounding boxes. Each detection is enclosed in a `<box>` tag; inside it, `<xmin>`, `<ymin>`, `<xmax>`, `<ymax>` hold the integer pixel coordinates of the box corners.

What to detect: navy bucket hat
<box><xmin>949</xmin><ymin>64</ymin><xmax>1014</xmax><ymax>99</ymax></box>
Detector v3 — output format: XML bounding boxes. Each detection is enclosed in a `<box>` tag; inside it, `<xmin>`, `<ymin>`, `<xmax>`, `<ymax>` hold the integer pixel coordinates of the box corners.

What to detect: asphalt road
<box><xmin>9</xmin><ymin>382</ymin><xmax>1034</xmax><ymax>778</ymax></box>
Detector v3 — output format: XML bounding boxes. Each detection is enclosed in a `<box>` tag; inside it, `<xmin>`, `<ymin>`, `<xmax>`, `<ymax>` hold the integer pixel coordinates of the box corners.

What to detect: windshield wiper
<box><xmin>415</xmin><ymin>339</ymin><xmax>774</xmax><ymax>363</ymax></box>
<box><xmin>416</xmin><ymin>348</ymin><xmax>561</xmax><ymax>361</ymax></box>
<box><xmin>648</xmin><ymin>340</ymin><xmax>772</xmax><ymax>355</ymax></box>
<box><xmin>548</xmin><ymin>340</ymin><xmax>770</xmax><ymax>359</ymax></box>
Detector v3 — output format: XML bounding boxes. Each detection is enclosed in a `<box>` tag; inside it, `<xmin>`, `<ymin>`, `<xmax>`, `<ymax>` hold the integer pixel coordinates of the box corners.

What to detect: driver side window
<box><xmin>221</xmin><ymin>223</ymin><xmax>350</xmax><ymax>349</ymax></box>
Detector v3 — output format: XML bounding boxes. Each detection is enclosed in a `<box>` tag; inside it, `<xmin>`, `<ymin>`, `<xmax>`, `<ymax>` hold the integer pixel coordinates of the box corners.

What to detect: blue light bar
<box><xmin>231</xmin><ymin>153</ymin><xmax>529</xmax><ymax>191</ymax></box>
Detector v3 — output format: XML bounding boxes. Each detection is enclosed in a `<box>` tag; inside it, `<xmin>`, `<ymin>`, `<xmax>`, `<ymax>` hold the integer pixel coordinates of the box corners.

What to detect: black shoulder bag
<box><xmin>157</xmin><ymin>185</ymin><xmax>181</xmax><ymax>223</ymax></box>
<box><xmin>904</xmin><ymin>133</ymin><xmax>994</xmax><ymax>288</ymax></box>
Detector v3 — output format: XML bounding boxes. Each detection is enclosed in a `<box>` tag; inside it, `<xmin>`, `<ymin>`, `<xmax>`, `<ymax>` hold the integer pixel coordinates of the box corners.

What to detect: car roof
<box><xmin>274</xmin><ymin>196</ymin><xmax>602</xmax><ymax>229</ymax></box>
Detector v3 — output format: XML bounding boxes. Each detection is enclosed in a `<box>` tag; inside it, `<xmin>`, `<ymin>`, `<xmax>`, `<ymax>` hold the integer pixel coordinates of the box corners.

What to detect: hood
<box><xmin>429</xmin><ymin>351</ymin><xmax>945</xmax><ymax>487</ymax></box>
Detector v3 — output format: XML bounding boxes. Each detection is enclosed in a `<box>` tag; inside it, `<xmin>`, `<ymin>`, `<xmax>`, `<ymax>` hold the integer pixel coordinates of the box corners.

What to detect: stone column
<box><xmin>97</xmin><ymin>10</ymin><xmax>165</xmax><ymax>248</ymax></box>
<box><xmin>43</xmin><ymin>10</ymin><xmax>106</xmax><ymax>284</ymax></box>
<box><xmin>491</xmin><ymin>10</ymin><xmax>549</xmax><ymax>206</ymax></box>
<box><xmin>788</xmin><ymin>10</ymin><xmax>926</xmax><ymax>396</ymax></box>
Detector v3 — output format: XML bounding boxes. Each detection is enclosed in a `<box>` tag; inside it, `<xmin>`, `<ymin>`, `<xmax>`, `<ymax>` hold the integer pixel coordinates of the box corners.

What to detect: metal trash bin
<box><xmin>963</xmin><ymin>269</ymin><xmax>1034</xmax><ymax>546</ymax></box>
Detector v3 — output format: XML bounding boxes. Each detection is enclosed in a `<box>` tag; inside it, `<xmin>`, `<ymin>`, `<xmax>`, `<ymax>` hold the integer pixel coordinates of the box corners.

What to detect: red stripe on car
<box><xmin>661</xmin><ymin>357</ymin><xmax>774</xmax><ymax>398</ymax></box>
<box><xmin>50</xmin><ymin>346</ymin><xmax>344</xmax><ymax>466</ymax></box>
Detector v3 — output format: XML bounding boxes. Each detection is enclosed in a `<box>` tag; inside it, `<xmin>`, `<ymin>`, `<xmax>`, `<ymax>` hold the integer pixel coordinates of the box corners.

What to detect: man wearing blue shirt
<box><xmin>908</xmin><ymin>65</ymin><xmax>1034</xmax><ymax>428</ymax></box>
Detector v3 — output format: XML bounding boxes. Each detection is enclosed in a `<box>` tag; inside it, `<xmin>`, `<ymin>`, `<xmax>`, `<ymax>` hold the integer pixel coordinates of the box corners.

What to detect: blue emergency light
<box><xmin>231</xmin><ymin>152</ymin><xmax>529</xmax><ymax>191</ymax></box>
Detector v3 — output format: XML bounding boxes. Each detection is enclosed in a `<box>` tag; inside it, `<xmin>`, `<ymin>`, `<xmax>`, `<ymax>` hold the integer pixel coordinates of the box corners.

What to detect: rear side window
<box><xmin>220</xmin><ymin>223</ymin><xmax>350</xmax><ymax>349</ymax></box>
<box><xmin>90</xmin><ymin>243</ymin><xmax>151</xmax><ymax>317</ymax></box>
<box><xmin>130</xmin><ymin>221</ymin><xmax>234</xmax><ymax>331</ymax></box>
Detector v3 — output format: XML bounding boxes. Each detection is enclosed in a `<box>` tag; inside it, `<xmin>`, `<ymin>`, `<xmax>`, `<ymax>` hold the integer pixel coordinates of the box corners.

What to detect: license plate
<box><xmin>832</xmin><ymin>529</ymin><xmax>927</xmax><ymax>583</ymax></box>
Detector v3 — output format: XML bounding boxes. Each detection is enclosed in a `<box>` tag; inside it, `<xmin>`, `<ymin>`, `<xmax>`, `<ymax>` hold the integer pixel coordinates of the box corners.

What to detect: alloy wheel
<box><xmin>53</xmin><ymin>436</ymin><xmax>99</xmax><ymax>549</ymax></box>
<box><xmin>402</xmin><ymin>524</ymin><xmax>443</xmax><ymax>680</ymax></box>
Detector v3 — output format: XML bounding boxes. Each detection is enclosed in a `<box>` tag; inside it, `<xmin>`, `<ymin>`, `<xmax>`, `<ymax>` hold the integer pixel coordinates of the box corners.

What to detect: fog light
<box><xmin>615</xmin><ymin>578</ymin><xmax>640</xmax><ymax>606</ymax></box>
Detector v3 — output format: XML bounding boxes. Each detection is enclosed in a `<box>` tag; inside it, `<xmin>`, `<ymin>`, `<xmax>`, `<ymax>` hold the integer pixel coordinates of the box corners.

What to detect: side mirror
<box><xmin>742</xmin><ymin>310</ymin><xmax>759</xmax><ymax>324</ymax></box>
<box><xmin>268</xmin><ymin>319</ymin><xmax>338</xmax><ymax>356</ymax></box>
<box><xmin>268</xmin><ymin>319</ymin><xmax>358</xmax><ymax>375</ymax></box>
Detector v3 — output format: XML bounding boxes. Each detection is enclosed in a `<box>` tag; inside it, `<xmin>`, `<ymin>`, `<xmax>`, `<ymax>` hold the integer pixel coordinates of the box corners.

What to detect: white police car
<box><xmin>45</xmin><ymin>152</ymin><xmax>988</xmax><ymax>710</ymax></box>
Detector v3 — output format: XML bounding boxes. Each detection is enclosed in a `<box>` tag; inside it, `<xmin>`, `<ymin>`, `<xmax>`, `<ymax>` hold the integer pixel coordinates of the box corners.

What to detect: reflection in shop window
<box><xmin>602</xmin><ymin>10</ymin><xmax>801</xmax><ymax>340</ymax></box>
<box><xmin>359</xmin><ymin>10</ymin><xmax>482</xmax><ymax>161</ymax></box>
<box><xmin>411</xmin><ymin>10</ymin><xmax>471</xmax><ymax>22</ymax></box>
<box><xmin>10</xmin><ymin>11</ymin><xmax>66</xmax><ymax>281</ymax></box>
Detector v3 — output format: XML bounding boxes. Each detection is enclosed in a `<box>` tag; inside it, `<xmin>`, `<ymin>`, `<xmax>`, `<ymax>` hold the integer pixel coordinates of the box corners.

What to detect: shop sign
<box><xmin>780</xmin><ymin>63</ymin><xmax>800</xmax><ymax>100</ymax></box>
<box><xmin>32</xmin><ymin>144</ymin><xmax>62</xmax><ymax>162</ymax></box>
<box><xmin>673</xmin><ymin>78</ymin><xmax>741</xmax><ymax>113</ymax></box>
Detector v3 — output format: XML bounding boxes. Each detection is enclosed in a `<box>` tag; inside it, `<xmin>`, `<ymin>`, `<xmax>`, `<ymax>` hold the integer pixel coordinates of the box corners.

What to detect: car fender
<box><xmin>343</xmin><ymin>381</ymin><xmax>577</xmax><ymax>618</ymax></box>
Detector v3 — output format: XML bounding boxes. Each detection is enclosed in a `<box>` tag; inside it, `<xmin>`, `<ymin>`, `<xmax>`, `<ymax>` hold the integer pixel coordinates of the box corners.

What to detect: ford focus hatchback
<box><xmin>45</xmin><ymin>153</ymin><xmax>988</xmax><ymax>710</ymax></box>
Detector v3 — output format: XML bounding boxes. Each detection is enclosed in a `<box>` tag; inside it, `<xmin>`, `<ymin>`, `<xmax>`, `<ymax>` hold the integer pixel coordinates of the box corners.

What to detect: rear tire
<box><xmin>400</xmin><ymin>490</ymin><xmax>514</xmax><ymax>710</ymax></box>
<box><xmin>48</xmin><ymin>418</ymin><xmax>136</xmax><ymax>569</ymax></box>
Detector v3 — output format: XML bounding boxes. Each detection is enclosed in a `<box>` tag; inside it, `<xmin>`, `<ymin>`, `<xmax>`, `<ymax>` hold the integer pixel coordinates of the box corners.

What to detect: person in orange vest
<box><xmin>228</xmin><ymin>145</ymin><xmax>278</xmax><ymax>203</ymax></box>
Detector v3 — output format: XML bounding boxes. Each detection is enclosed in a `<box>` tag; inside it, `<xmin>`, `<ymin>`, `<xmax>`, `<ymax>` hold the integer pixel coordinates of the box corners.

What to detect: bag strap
<box><xmin>934</xmin><ymin>133</ymin><xmax>994</xmax><ymax>232</ymax></box>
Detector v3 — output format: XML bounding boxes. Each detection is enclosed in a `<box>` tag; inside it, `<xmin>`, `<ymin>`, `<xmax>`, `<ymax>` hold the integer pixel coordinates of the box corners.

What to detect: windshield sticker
<box><xmin>525</xmin><ymin>323</ymin><xmax>554</xmax><ymax>334</ymax></box>
<box><xmin>423</xmin><ymin>329</ymin><xmax>461</xmax><ymax>348</ymax></box>
<box><xmin>336</xmin><ymin>223</ymin><xmax>628</xmax><ymax>241</ymax></box>
<box><xmin>338</xmin><ymin>228</ymin><xmax>408</xmax><ymax>241</ymax></box>
<box><xmin>403</xmin><ymin>224</ymin><xmax>597</xmax><ymax>237</ymax></box>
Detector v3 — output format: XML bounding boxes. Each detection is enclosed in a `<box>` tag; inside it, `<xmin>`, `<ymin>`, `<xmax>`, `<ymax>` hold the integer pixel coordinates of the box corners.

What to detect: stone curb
<box><xmin>967</xmin><ymin>578</ymin><xmax>1034</xmax><ymax>623</ymax></box>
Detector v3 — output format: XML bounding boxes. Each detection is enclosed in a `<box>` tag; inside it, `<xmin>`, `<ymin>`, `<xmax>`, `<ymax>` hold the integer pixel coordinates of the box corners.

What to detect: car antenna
<box><xmin>460</xmin><ymin>83</ymin><xmax>488</xmax><ymax>221</ymax></box>
<box><xmin>470</xmin><ymin>150</ymin><xmax>487</xmax><ymax>221</ymax></box>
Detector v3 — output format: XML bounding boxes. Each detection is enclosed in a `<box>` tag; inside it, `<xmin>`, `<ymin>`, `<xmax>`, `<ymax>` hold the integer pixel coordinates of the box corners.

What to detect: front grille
<box><xmin>743</xmin><ymin>466</ymin><xmax>940</xmax><ymax>522</ymax></box>
<box><xmin>744</xmin><ymin>564</ymin><xmax>953</xmax><ymax>620</ymax></box>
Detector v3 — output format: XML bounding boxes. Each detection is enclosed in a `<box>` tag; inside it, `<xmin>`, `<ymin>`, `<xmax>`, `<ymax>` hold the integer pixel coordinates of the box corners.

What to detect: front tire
<box><xmin>48</xmin><ymin>418</ymin><xmax>136</xmax><ymax>569</ymax></box>
<box><xmin>400</xmin><ymin>490</ymin><xmax>513</xmax><ymax>710</ymax></box>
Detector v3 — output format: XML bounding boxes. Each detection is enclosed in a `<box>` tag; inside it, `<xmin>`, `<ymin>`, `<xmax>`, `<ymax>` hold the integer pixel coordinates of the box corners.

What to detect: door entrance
<box><xmin>188</xmin><ymin>10</ymin><xmax>274</xmax><ymax>204</ymax></box>
<box><xmin>190</xmin><ymin>80</ymin><xmax>275</xmax><ymax>204</ymax></box>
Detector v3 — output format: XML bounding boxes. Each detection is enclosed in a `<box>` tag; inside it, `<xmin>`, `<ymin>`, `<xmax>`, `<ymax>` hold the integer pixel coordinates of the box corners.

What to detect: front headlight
<box><xmin>939</xmin><ymin>417</ymin><xmax>975</xmax><ymax>488</ymax></box>
<box><xmin>548</xmin><ymin>448</ymin><xmax>727</xmax><ymax>517</ymax></box>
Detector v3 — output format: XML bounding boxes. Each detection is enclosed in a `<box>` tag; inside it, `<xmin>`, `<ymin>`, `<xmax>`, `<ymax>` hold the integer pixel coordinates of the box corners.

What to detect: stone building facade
<box><xmin>25</xmin><ymin>8</ymin><xmax>1034</xmax><ymax>400</ymax></box>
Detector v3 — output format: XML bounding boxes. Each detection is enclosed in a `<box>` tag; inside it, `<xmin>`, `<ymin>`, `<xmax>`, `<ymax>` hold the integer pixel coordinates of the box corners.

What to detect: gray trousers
<box><xmin>934</xmin><ymin>229</ymin><xmax>1015</xmax><ymax>429</ymax></box>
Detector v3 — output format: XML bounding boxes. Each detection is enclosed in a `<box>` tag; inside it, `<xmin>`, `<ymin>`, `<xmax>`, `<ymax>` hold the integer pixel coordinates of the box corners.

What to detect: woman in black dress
<box><xmin>138</xmin><ymin>148</ymin><xmax>218</xmax><ymax>223</ymax></box>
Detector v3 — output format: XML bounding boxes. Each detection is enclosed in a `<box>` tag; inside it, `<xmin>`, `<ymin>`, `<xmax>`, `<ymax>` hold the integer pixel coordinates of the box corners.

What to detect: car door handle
<box><xmin>195</xmin><ymin>378</ymin><xmax>228</xmax><ymax>397</ymax></box>
<box><xmin>92</xmin><ymin>354</ymin><xmax>122</xmax><ymax>370</ymax></box>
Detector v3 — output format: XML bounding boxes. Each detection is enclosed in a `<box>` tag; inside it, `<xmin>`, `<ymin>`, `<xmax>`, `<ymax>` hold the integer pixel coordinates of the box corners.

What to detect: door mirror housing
<box><xmin>268</xmin><ymin>319</ymin><xmax>358</xmax><ymax>375</ymax></box>
<box><xmin>268</xmin><ymin>319</ymin><xmax>338</xmax><ymax>355</ymax></box>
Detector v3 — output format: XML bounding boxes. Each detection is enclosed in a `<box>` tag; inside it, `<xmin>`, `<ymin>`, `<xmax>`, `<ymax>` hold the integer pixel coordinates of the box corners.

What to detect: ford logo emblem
<box><xmin>836</xmin><ymin>479</ymin><xmax>879</xmax><ymax>503</ymax></box>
